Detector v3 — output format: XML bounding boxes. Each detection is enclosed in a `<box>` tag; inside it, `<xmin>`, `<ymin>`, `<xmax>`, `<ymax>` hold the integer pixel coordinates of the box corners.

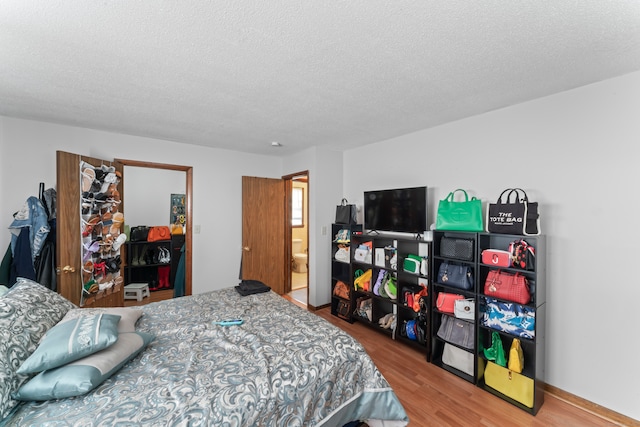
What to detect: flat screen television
<box><xmin>364</xmin><ymin>186</ymin><xmax>428</xmax><ymax>234</ymax></box>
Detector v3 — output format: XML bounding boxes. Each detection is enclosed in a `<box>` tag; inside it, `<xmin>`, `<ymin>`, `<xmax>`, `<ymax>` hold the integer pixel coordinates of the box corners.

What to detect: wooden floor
<box><xmin>123</xmin><ymin>289</ymin><xmax>173</xmax><ymax>306</ymax></box>
<box><xmin>306</xmin><ymin>304</ymin><xmax>634</xmax><ymax>427</ymax></box>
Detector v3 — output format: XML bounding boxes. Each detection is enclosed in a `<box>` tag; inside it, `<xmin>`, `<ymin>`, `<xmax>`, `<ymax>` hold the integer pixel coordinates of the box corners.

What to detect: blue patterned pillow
<box><xmin>0</xmin><ymin>278</ymin><xmax>76</xmax><ymax>420</ymax></box>
<box><xmin>17</xmin><ymin>313</ymin><xmax>121</xmax><ymax>374</ymax></box>
<box><xmin>13</xmin><ymin>331</ymin><xmax>155</xmax><ymax>401</ymax></box>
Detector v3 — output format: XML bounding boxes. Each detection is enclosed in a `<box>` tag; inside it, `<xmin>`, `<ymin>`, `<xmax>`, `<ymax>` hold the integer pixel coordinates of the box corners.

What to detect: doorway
<box><xmin>115</xmin><ymin>158</ymin><xmax>193</xmax><ymax>298</ymax></box>
<box><xmin>284</xmin><ymin>171</ymin><xmax>309</xmax><ymax>307</ymax></box>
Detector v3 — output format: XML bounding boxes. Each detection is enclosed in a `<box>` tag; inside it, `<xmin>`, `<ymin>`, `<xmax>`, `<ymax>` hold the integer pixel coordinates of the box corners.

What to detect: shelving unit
<box><xmin>346</xmin><ymin>231</ymin><xmax>431</xmax><ymax>352</ymax></box>
<box><xmin>430</xmin><ymin>231</ymin><xmax>479</xmax><ymax>382</ymax></box>
<box><xmin>330</xmin><ymin>223</ymin><xmax>362</xmax><ymax>321</ymax></box>
<box><xmin>476</xmin><ymin>233</ymin><xmax>546</xmax><ymax>414</ymax></box>
<box><xmin>395</xmin><ymin>239</ymin><xmax>430</xmax><ymax>350</ymax></box>
<box><xmin>429</xmin><ymin>230</ymin><xmax>546</xmax><ymax>414</ymax></box>
<box><xmin>124</xmin><ymin>240</ymin><xmax>173</xmax><ymax>291</ymax></box>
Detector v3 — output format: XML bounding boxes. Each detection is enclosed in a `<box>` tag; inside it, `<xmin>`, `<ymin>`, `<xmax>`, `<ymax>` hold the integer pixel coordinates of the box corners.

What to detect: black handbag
<box><xmin>437</xmin><ymin>261</ymin><xmax>474</xmax><ymax>290</ymax></box>
<box><xmin>440</xmin><ymin>237</ymin><xmax>474</xmax><ymax>260</ymax></box>
<box><xmin>486</xmin><ymin>188</ymin><xmax>540</xmax><ymax>236</ymax></box>
<box><xmin>437</xmin><ymin>314</ymin><xmax>474</xmax><ymax>350</ymax></box>
<box><xmin>335</xmin><ymin>198</ymin><xmax>357</xmax><ymax>225</ymax></box>
<box><xmin>130</xmin><ymin>226</ymin><xmax>150</xmax><ymax>242</ymax></box>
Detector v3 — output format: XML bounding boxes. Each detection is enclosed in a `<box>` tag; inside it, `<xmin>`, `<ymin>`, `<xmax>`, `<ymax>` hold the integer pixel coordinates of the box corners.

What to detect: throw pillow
<box><xmin>17</xmin><ymin>313</ymin><xmax>121</xmax><ymax>375</ymax></box>
<box><xmin>13</xmin><ymin>331</ymin><xmax>155</xmax><ymax>401</ymax></box>
<box><xmin>0</xmin><ymin>278</ymin><xmax>76</xmax><ymax>420</ymax></box>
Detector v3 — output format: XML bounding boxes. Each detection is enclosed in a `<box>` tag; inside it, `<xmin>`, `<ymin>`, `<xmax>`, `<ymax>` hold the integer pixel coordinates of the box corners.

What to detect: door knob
<box><xmin>243</xmin><ymin>246</ymin><xmax>251</xmax><ymax>252</ymax></box>
<box><xmin>62</xmin><ymin>265</ymin><xmax>76</xmax><ymax>273</ymax></box>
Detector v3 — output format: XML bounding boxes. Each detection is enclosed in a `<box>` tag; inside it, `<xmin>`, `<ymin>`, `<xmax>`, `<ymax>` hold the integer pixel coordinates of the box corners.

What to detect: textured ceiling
<box><xmin>1</xmin><ymin>2</ymin><xmax>640</xmax><ymax>156</ymax></box>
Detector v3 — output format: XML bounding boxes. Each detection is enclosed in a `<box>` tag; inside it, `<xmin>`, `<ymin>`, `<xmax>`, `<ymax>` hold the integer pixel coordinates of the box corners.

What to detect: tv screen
<box><xmin>364</xmin><ymin>186</ymin><xmax>428</xmax><ymax>234</ymax></box>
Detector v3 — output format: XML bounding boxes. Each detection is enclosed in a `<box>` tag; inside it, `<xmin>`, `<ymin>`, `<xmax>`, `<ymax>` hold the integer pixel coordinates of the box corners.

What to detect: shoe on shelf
<box><xmin>130</xmin><ymin>245</ymin><xmax>139</xmax><ymax>266</ymax></box>
<box><xmin>139</xmin><ymin>245</ymin><xmax>148</xmax><ymax>265</ymax></box>
<box><xmin>378</xmin><ymin>313</ymin><xmax>392</xmax><ymax>327</ymax></box>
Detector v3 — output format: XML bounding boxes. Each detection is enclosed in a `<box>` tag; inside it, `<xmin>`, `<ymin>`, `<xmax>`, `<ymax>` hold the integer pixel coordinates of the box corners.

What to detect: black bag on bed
<box><xmin>235</xmin><ymin>279</ymin><xmax>271</xmax><ymax>296</ymax></box>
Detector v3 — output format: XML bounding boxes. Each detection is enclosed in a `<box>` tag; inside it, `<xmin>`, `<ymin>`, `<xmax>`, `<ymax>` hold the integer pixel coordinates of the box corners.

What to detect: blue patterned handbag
<box><xmin>480</xmin><ymin>297</ymin><xmax>535</xmax><ymax>339</ymax></box>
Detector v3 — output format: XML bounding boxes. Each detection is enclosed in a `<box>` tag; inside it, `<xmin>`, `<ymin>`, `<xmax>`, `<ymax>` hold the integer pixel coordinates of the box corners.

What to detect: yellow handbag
<box><xmin>508</xmin><ymin>338</ymin><xmax>524</xmax><ymax>373</ymax></box>
<box><xmin>353</xmin><ymin>269</ymin><xmax>372</xmax><ymax>292</ymax></box>
<box><xmin>484</xmin><ymin>361</ymin><xmax>534</xmax><ymax>408</ymax></box>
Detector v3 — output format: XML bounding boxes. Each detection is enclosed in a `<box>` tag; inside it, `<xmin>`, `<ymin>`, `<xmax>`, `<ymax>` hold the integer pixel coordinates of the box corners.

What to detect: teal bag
<box><xmin>436</xmin><ymin>189</ymin><xmax>484</xmax><ymax>232</ymax></box>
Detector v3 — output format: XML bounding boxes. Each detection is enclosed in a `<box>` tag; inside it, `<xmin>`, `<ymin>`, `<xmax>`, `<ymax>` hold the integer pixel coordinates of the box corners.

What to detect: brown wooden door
<box><xmin>56</xmin><ymin>151</ymin><xmax>124</xmax><ymax>307</ymax></box>
<box><xmin>241</xmin><ymin>176</ymin><xmax>286</xmax><ymax>295</ymax></box>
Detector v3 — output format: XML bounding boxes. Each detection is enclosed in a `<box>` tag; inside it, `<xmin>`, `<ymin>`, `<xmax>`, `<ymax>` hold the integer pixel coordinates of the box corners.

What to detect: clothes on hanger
<box><xmin>35</xmin><ymin>218</ymin><xmax>56</xmax><ymax>291</ymax></box>
<box><xmin>173</xmin><ymin>244</ymin><xmax>186</xmax><ymax>298</ymax></box>
<box><xmin>5</xmin><ymin>184</ymin><xmax>57</xmax><ymax>289</ymax></box>
<box><xmin>9</xmin><ymin>227</ymin><xmax>37</xmax><ymax>286</ymax></box>
<box><xmin>8</xmin><ymin>196</ymin><xmax>50</xmax><ymax>262</ymax></box>
<box><xmin>0</xmin><ymin>245</ymin><xmax>12</xmax><ymax>286</ymax></box>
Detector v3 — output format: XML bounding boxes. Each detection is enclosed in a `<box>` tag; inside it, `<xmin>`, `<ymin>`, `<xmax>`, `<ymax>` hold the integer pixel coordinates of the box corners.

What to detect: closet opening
<box><xmin>115</xmin><ymin>158</ymin><xmax>193</xmax><ymax>300</ymax></box>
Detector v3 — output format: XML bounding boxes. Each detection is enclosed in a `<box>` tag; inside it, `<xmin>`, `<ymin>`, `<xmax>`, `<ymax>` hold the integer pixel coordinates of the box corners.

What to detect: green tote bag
<box><xmin>435</xmin><ymin>189</ymin><xmax>484</xmax><ymax>232</ymax></box>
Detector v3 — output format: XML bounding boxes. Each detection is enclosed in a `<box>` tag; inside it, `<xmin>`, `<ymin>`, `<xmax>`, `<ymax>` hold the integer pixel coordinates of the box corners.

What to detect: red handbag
<box><xmin>484</xmin><ymin>270</ymin><xmax>531</xmax><ymax>304</ymax></box>
<box><xmin>436</xmin><ymin>292</ymin><xmax>465</xmax><ymax>313</ymax></box>
<box><xmin>147</xmin><ymin>226</ymin><xmax>171</xmax><ymax>242</ymax></box>
<box><xmin>481</xmin><ymin>249</ymin><xmax>511</xmax><ymax>267</ymax></box>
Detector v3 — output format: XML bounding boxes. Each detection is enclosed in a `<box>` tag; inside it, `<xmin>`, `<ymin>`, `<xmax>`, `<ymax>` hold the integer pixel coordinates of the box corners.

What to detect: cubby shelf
<box><xmin>330</xmin><ymin>224</ymin><xmax>431</xmax><ymax>354</ymax></box>
<box><xmin>430</xmin><ymin>230</ymin><xmax>546</xmax><ymax>415</ymax></box>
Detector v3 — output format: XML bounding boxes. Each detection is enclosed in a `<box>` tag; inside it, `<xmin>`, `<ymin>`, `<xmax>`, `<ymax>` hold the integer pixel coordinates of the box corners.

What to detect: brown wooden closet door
<box><xmin>241</xmin><ymin>176</ymin><xmax>286</xmax><ymax>295</ymax></box>
<box><xmin>56</xmin><ymin>151</ymin><xmax>124</xmax><ymax>307</ymax></box>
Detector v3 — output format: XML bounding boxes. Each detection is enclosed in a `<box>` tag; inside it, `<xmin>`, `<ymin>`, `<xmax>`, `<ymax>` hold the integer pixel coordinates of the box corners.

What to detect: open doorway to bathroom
<box><xmin>284</xmin><ymin>171</ymin><xmax>309</xmax><ymax>307</ymax></box>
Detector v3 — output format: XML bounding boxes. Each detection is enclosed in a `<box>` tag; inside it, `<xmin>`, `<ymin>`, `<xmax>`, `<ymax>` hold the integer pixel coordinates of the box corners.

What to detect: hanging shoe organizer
<box><xmin>79</xmin><ymin>161</ymin><xmax>125</xmax><ymax>306</ymax></box>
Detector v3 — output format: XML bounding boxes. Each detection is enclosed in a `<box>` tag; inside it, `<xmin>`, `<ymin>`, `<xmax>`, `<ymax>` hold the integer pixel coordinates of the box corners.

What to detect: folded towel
<box><xmin>235</xmin><ymin>279</ymin><xmax>271</xmax><ymax>296</ymax></box>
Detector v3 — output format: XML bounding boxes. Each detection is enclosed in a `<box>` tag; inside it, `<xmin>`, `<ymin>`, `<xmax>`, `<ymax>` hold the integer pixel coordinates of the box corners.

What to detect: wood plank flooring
<box><xmin>308</xmin><ymin>304</ymin><xmax>635</xmax><ymax>427</ymax></box>
<box><xmin>123</xmin><ymin>289</ymin><xmax>173</xmax><ymax>306</ymax></box>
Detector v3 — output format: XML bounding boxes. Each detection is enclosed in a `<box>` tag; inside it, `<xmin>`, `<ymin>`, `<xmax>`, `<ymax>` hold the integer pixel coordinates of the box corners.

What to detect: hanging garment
<box><xmin>173</xmin><ymin>244</ymin><xmax>186</xmax><ymax>298</ymax></box>
<box><xmin>35</xmin><ymin>219</ymin><xmax>56</xmax><ymax>291</ymax></box>
<box><xmin>0</xmin><ymin>245</ymin><xmax>12</xmax><ymax>286</ymax></box>
<box><xmin>9</xmin><ymin>227</ymin><xmax>37</xmax><ymax>286</ymax></box>
<box><xmin>41</xmin><ymin>187</ymin><xmax>57</xmax><ymax>221</ymax></box>
<box><xmin>9</xmin><ymin>196</ymin><xmax>50</xmax><ymax>262</ymax></box>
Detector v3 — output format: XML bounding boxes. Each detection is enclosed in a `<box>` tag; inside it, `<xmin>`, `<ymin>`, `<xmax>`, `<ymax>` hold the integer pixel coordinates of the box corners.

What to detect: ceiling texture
<box><xmin>1</xmin><ymin>2</ymin><xmax>640</xmax><ymax>156</ymax></box>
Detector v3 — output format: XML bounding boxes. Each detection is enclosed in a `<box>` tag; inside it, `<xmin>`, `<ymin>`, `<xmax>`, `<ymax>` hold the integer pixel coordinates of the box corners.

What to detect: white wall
<box><xmin>0</xmin><ymin>118</ymin><xmax>283</xmax><ymax>295</ymax></box>
<box><xmin>343</xmin><ymin>70</ymin><xmax>640</xmax><ymax>420</ymax></box>
<box><xmin>282</xmin><ymin>146</ymin><xmax>344</xmax><ymax>307</ymax></box>
<box><xmin>123</xmin><ymin>166</ymin><xmax>186</xmax><ymax>228</ymax></box>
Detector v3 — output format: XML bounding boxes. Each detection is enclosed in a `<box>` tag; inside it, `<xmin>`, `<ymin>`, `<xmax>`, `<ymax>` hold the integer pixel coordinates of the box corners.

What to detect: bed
<box><xmin>1</xmin><ymin>278</ymin><xmax>409</xmax><ymax>426</ymax></box>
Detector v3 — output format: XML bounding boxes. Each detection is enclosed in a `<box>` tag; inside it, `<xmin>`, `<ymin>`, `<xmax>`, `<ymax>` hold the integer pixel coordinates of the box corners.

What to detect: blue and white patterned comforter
<box><xmin>6</xmin><ymin>288</ymin><xmax>408</xmax><ymax>426</ymax></box>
